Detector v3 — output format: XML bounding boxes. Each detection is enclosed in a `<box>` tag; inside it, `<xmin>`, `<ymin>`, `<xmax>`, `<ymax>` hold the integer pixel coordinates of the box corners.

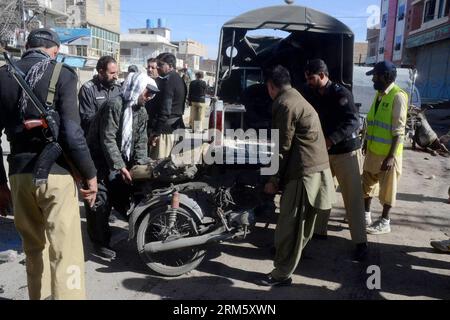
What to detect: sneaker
<box><xmin>367</xmin><ymin>220</ymin><xmax>391</xmax><ymax>235</ymax></box>
<box><xmin>365</xmin><ymin>212</ymin><xmax>372</xmax><ymax>227</ymax></box>
<box><xmin>430</xmin><ymin>239</ymin><xmax>450</xmax><ymax>253</ymax></box>
<box><xmin>259</xmin><ymin>273</ymin><xmax>292</xmax><ymax>287</ymax></box>
<box><xmin>92</xmin><ymin>244</ymin><xmax>116</xmax><ymax>260</ymax></box>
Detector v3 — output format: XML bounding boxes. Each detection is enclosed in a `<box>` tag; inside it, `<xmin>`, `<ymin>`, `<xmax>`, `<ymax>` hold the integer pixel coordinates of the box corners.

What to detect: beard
<box><xmin>373</xmin><ymin>81</ymin><xmax>385</xmax><ymax>91</ymax></box>
<box><xmin>105</xmin><ymin>79</ymin><xmax>116</xmax><ymax>87</ymax></box>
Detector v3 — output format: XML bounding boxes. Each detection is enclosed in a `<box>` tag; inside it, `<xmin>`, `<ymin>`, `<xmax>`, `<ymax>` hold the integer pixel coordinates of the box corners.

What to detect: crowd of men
<box><xmin>0</xmin><ymin>27</ymin><xmax>435</xmax><ymax>297</ymax></box>
<box><xmin>259</xmin><ymin>60</ymin><xmax>408</xmax><ymax>286</ymax></box>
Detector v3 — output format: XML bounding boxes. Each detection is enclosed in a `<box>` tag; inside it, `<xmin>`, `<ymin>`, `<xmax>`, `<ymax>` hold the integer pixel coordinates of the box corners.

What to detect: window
<box><xmin>98</xmin><ymin>0</ymin><xmax>105</xmax><ymax>15</ymax></box>
<box><xmin>395</xmin><ymin>36</ymin><xmax>402</xmax><ymax>51</ymax></box>
<box><xmin>438</xmin><ymin>0</ymin><xmax>448</xmax><ymax>18</ymax></box>
<box><xmin>379</xmin><ymin>47</ymin><xmax>385</xmax><ymax>54</ymax></box>
<box><xmin>381</xmin><ymin>13</ymin><xmax>388</xmax><ymax>27</ymax></box>
<box><xmin>76</xmin><ymin>46</ymin><xmax>87</xmax><ymax>57</ymax></box>
<box><xmin>446</xmin><ymin>0</ymin><xmax>450</xmax><ymax>15</ymax></box>
<box><xmin>424</xmin><ymin>0</ymin><xmax>437</xmax><ymax>22</ymax></box>
<box><xmin>398</xmin><ymin>4</ymin><xmax>406</xmax><ymax>21</ymax></box>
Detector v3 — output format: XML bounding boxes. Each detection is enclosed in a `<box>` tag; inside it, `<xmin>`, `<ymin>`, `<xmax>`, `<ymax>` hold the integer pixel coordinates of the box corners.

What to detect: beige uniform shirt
<box><xmin>363</xmin><ymin>83</ymin><xmax>408</xmax><ymax>174</ymax></box>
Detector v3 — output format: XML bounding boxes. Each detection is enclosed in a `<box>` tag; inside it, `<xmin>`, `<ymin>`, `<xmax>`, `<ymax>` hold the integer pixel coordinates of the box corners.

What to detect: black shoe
<box><xmin>312</xmin><ymin>233</ymin><xmax>328</xmax><ymax>241</ymax></box>
<box><xmin>354</xmin><ymin>243</ymin><xmax>368</xmax><ymax>262</ymax></box>
<box><xmin>259</xmin><ymin>273</ymin><xmax>292</xmax><ymax>287</ymax></box>
<box><xmin>92</xmin><ymin>244</ymin><xmax>116</xmax><ymax>260</ymax></box>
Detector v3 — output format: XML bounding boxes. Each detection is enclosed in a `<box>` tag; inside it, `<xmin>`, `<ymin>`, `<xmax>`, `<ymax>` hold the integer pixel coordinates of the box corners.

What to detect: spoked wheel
<box><xmin>136</xmin><ymin>206</ymin><xmax>206</xmax><ymax>277</ymax></box>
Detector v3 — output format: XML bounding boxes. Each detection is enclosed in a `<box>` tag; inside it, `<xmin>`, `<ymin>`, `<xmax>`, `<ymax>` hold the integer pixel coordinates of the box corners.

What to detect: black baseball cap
<box><xmin>27</xmin><ymin>28</ymin><xmax>61</xmax><ymax>47</ymax></box>
<box><xmin>366</xmin><ymin>61</ymin><xmax>396</xmax><ymax>76</ymax></box>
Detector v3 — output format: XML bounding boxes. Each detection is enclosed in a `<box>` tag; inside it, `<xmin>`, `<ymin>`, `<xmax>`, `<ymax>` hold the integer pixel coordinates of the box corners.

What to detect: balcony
<box><xmin>28</xmin><ymin>0</ymin><xmax>68</xmax><ymax>18</ymax></box>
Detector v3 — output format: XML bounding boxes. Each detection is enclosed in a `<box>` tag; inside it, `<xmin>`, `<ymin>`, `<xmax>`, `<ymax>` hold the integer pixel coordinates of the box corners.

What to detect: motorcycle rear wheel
<box><xmin>136</xmin><ymin>206</ymin><xmax>207</xmax><ymax>277</ymax></box>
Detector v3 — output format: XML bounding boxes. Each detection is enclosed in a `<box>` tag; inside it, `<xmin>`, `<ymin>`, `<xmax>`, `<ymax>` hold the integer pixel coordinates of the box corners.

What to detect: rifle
<box><xmin>2</xmin><ymin>50</ymin><xmax>63</xmax><ymax>186</ymax></box>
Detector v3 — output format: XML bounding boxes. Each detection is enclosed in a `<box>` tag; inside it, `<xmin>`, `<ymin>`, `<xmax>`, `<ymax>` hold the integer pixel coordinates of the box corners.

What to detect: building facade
<box><xmin>174</xmin><ymin>39</ymin><xmax>208</xmax><ymax>71</ymax></box>
<box><xmin>377</xmin><ymin>0</ymin><xmax>410</xmax><ymax>65</ymax></box>
<box><xmin>405</xmin><ymin>0</ymin><xmax>450</xmax><ymax>102</ymax></box>
<box><xmin>366</xmin><ymin>25</ymin><xmax>381</xmax><ymax>65</ymax></box>
<box><xmin>73</xmin><ymin>0</ymin><xmax>121</xmax><ymax>60</ymax></box>
<box><xmin>354</xmin><ymin>42</ymin><xmax>369</xmax><ymax>65</ymax></box>
<box><xmin>120</xmin><ymin>23</ymin><xmax>178</xmax><ymax>73</ymax></box>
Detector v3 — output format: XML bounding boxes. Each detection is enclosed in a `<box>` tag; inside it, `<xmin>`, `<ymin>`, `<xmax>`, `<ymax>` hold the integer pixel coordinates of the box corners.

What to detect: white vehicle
<box><xmin>353</xmin><ymin>65</ymin><xmax>422</xmax><ymax>115</ymax></box>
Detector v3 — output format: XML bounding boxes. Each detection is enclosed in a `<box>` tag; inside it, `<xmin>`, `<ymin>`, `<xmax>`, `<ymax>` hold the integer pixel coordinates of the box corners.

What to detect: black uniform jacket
<box><xmin>303</xmin><ymin>81</ymin><xmax>361</xmax><ymax>155</ymax></box>
<box><xmin>78</xmin><ymin>75</ymin><xmax>121</xmax><ymax>135</ymax></box>
<box><xmin>147</xmin><ymin>70</ymin><xmax>187</xmax><ymax>135</ymax></box>
<box><xmin>0</xmin><ymin>49</ymin><xmax>96</xmax><ymax>184</ymax></box>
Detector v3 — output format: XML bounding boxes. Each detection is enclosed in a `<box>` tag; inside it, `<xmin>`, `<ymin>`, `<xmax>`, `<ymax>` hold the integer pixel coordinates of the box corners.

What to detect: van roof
<box><xmin>223</xmin><ymin>5</ymin><xmax>354</xmax><ymax>35</ymax></box>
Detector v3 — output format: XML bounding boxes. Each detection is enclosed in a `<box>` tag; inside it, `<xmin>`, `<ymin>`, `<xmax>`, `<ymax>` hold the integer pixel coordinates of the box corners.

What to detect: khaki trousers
<box><xmin>149</xmin><ymin>133</ymin><xmax>176</xmax><ymax>160</ymax></box>
<box><xmin>362</xmin><ymin>169</ymin><xmax>400</xmax><ymax>207</ymax></box>
<box><xmin>272</xmin><ymin>179</ymin><xmax>323</xmax><ymax>280</ymax></box>
<box><xmin>10</xmin><ymin>173</ymin><xmax>86</xmax><ymax>300</ymax></box>
<box><xmin>189</xmin><ymin>102</ymin><xmax>207</xmax><ymax>131</ymax></box>
<box><xmin>314</xmin><ymin>150</ymin><xmax>367</xmax><ymax>244</ymax></box>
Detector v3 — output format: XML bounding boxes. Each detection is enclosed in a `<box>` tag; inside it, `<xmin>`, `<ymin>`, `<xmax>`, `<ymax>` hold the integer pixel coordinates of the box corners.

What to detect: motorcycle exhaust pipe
<box><xmin>143</xmin><ymin>227</ymin><xmax>235</xmax><ymax>253</ymax></box>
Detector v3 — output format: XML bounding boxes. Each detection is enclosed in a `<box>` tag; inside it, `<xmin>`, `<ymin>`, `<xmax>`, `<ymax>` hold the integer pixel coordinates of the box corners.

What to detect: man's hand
<box><xmin>120</xmin><ymin>167</ymin><xmax>133</xmax><ymax>185</ymax></box>
<box><xmin>0</xmin><ymin>184</ymin><xmax>12</xmax><ymax>217</ymax></box>
<box><xmin>264</xmin><ymin>182</ymin><xmax>279</xmax><ymax>195</ymax></box>
<box><xmin>149</xmin><ymin>135</ymin><xmax>160</xmax><ymax>147</ymax></box>
<box><xmin>381</xmin><ymin>156</ymin><xmax>395</xmax><ymax>171</ymax></box>
<box><xmin>80</xmin><ymin>177</ymin><xmax>98</xmax><ymax>209</ymax></box>
<box><xmin>362</xmin><ymin>140</ymin><xmax>368</xmax><ymax>156</ymax></box>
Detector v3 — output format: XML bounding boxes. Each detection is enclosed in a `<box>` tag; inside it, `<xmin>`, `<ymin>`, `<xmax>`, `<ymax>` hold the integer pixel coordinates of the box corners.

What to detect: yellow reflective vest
<box><xmin>366</xmin><ymin>84</ymin><xmax>408</xmax><ymax>157</ymax></box>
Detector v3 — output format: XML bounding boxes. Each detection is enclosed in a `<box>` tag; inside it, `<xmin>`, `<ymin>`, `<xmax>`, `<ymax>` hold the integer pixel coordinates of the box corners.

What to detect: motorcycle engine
<box><xmin>228</xmin><ymin>209</ymin><xmax>256</xmax><ymax>228</ymax></box>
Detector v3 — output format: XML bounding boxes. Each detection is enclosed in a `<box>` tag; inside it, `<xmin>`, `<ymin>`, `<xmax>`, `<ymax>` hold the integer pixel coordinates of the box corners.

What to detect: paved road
<box><xmin>1</xmin><ymin>144</ymin><xmax>450</xmax><ymax>300</ymax></box>
<box><xmin>1</xmin><ymin>108</ymin><xmax>450</xmax><ymax>300</ymax></box>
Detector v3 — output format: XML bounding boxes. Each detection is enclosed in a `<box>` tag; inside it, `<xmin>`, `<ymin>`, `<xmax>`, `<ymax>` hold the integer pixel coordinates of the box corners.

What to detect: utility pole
<box><xmin>185</xmin><ymin>38</ymin><xmax>189</xmax><ymax>69</ymax></box>
<box><xmin>18</xmin><ymin>0</ymin><xmax>25</xmax><ymax>31</ymax></box>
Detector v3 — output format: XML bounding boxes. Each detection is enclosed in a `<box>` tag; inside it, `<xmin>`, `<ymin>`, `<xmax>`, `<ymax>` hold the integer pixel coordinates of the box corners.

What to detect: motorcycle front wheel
<box><xmin>136</xmin><ymin>206</ymin><xmax>207</xmax><ymax>277</ymax></box>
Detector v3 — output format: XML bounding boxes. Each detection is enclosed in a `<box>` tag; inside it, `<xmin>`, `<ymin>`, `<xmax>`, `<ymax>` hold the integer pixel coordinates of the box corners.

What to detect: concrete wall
<box><xmin>354</xmin><ymin>42</ymin><xmax>368</xmax><ymax>64</ymax></box>
<box><xmin>178</xmin><ymin>40</ymin><xmax>208</xmax><ymax>58</ymax></box>
<box><xmin>85</xmin><ymin>0</ymin><xmax>120</xmax><ymax>34</ymax></box>
<box><xmin>120</xmin><ymin>41</ymin><xmax>177</xmax><ymax>72</ymax></box>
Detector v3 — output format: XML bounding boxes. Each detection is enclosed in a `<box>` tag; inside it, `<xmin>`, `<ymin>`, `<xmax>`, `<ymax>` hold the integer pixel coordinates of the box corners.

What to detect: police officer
<box><xmin>78</xmin><ymin>55</ymin><xmax>121</xmax><ymax>136</ymax></box>
<box><xmin>304</xmin><ymin>59</ymin><xmax>368</xmax><ymax>261</ymax></box>
<box><xmin>78</xmin><ymin>56</ymin><xmax>121</xmax><ymax>260</ymax></box>
<box><xmin>0</xmin><ymin>28</ymin><xmax>98</xmax><ymax>300</ymax></box>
